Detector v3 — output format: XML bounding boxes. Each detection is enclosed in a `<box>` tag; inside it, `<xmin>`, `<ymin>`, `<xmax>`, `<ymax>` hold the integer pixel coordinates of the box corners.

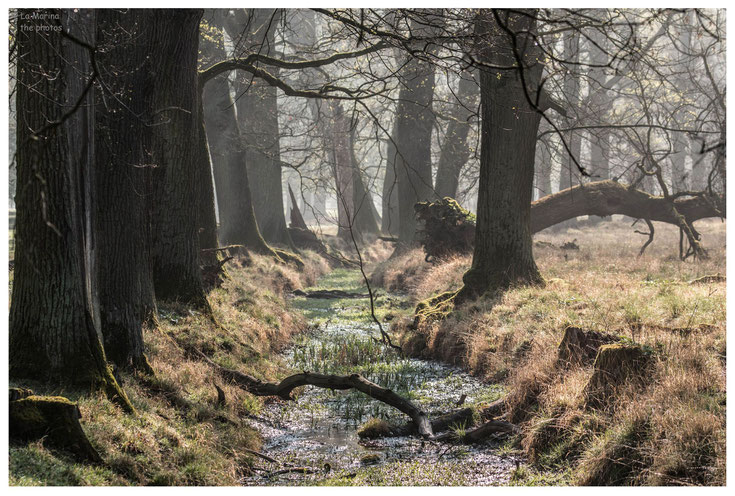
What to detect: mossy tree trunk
<box><xmin>457</xmin><ymin>9</ymin><xmax>544</xmax><ymax>302</ymax></box>
<box><xmin>330</xmin><ymin>103</ymin><xmax>356</xmax><ymax>241</ymax></box>
<box><xmin>224</xmin><ymin>9</ymin><xmax>293</xmax><ymax>248</ymax></box>
<box><xmin>148</xmin><ymin>9</ymin><xmax>209</xmax><ymax>307</ymax></box>
<box><xmin>10</xmin><ymin>9</ymin><xmax>132</xmax><ymax>410</ymax></box>
<box><xmin>94</xmin><ymin>9</ymin><xmax>157</xmax><ymax>370</ymax></box>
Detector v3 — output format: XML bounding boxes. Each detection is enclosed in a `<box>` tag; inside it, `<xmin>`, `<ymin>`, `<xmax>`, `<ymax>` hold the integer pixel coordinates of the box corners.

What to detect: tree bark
<box><xmin>393</xmin><ymin>31</ymin><xmax>438</xmax><ymax>247</ymax></box>
<box><xmin>330</xmin><ymin>103</ymin><xmax>356</xmax><ymax>241</ymax></box>
<box><xmin>381</xmin><ymin>132</ymin><xmax>400</xmax><ymax>236</ymax></box>
<box><xmin>435</xmin><ymin>71</ymin><xmax>479</xmax><ymax>199</ymax></box>
<box><xmin>148</xmin><ymin>9</ymin><xmax>209</xmax><ymax>307</ymax></box>
<box><xmin>200</xmin><ymin>13</ymin><xmax>273</xmax><ymax>255</ymax></box>
<box><xmin>94</xmin><ymin>9</ymin><xmax>157</xmax><ymax>369</ymax></box>
<box><xmin>458</xmin><ymin>9</ymin><xmax>544</xmax><ymax>301</ymax></box>
<box><xmin>10</xmin><ymin>9</ymin><xmax>132</xmax><ymax>410</ymax></box>
<box><xmin>224</xmin><ymin>9</ymin><xmax>293</xmax><ymax>248</ymax></box>
<box><xmin>530</xmin><ymin>180</ymin><xmax>724</xmax><ymax>233</ymax></box>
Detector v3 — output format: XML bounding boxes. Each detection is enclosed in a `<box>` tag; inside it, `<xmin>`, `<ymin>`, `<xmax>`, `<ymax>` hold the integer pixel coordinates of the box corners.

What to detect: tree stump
<box><xmin>584</xmin><ymin>344</ymin><xmax>652</xmax><ymax>407</ymax></box>
<box><xmin>9</xmin><ymin>394</ymin><xmax>102</xmax><ymax>463</ymax></box>
<box><xmin>557</xmin><ymin>326</ymin><xmax>619</xmax><ymax>367</ymax></box>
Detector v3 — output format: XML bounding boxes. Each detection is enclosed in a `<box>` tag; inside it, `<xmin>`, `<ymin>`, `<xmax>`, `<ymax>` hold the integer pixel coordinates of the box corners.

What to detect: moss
<box><xmin>100</xmin><ymin>364</ymin><xmax>136</xmax><ymax>414</ymax></box>
<box><xmin>414</xmin><ymin>197</ymin><xmax>476</xmax><ymax>261</ymax></box>
<box><xmin>576</xmin><ymin>415</ymin><xmax>651</xmax><ymax>485</ymax></box>
<box><xmin>273</xmin><ymin>248</ymin><xmax>305</xmax><ymax>269</ymax></box>
<box><xmin>585</xmin><ymin>343</ymin><xmax>653</xmax><ymax>407</ymax></box>
<box><xmin>360</xmin><ymin>453</ymin><xmax>382</xmax><ymax>465</ymax></box>
<box><xmin>10</xmin><ymin>395</ymin><xmax>102</xmax><ymax>463</ymax></box>
<box><xmin>413</xmin><ymin>290</ymin><xmax>458</xmax><ymax>327</ymax></box>
<box><xmin>357</xmin><ymin>418</ymin><xmax>393</xmax><ymax>439</ymax></box>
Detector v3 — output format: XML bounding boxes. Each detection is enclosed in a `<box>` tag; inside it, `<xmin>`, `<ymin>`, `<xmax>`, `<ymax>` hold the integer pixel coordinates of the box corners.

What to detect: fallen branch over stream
<box><xmin>194</xmin><ymin>347</ymin><xmax>518</xmax><ymax>444</ymax></box>
<box><xmin>193</xmin><ymin>348</ymin><xmax>434</xmax><ymax>438</ymax></box>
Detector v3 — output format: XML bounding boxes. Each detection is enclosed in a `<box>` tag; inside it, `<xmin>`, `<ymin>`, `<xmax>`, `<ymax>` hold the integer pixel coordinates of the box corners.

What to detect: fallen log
<box><xmin>389</xmin><ymin>397</ymin><xmax>507</xmax><ymax>437</ymax></box>
<box><xmin>531</xmin><ymin>180</ymin><xmax>724</xmax><ymax>234</ymax></box>
<box><xmin>432</xmin><ymin>419</ymin><xmax>518</xmax><ymax>443</ymax></box>
<box><xmin>292</xmin><ymin>289</ymin><xmax>369</xmax><ymax>299</ymax></box>
<box><xmin>266</xmin><ymin>467</ymin><xmax>318</xmax><ymax>477</ymax></box>
<box><xmin>193</xmin><ymin>349</ymin><xmax>434</xmax><ymax>438</ymax></box>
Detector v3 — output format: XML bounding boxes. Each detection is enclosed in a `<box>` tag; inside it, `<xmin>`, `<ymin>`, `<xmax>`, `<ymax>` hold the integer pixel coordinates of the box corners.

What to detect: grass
<box><xmin>375</xmin><ymin>217</ymin><xmax>726</xmax><ymax>486</ymax></box>
<box><xmin>9</xmin><ymin>251</ymin><xmax>328</xmax><ymax>486</ymax></box>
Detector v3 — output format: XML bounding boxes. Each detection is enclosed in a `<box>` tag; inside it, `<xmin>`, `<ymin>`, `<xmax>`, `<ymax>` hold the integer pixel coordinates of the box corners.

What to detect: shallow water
<box><xmin>242</xmin><ymin>271</ymin><xmax>522</xmax><ymax>486</ymax></box>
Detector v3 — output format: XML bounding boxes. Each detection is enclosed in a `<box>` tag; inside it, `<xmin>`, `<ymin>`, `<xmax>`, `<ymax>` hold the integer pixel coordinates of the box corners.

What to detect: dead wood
<box><xmin>389</xmin><ymin>397</ymin><xmax>508</xmax><ymax>438</ymax></box>
<box><xmin>193</xmin><ymin>348</ymin><xmax>434</xmax><ymax>438</ymax></box>
<box><xmin>266</xmin><ymin>467</ymin><xmax>318</xmax><ymax>477</ymax></box>
<box><xmin>432</xmin><ymin>420</ymin><xmax>519</xmax><ymax>443</ymax></box>
<box><xmin>292</xmin><ymin>289</ymin><xmax>369</xmax><ymax>299</ymax></box>
<box><xmin>242</xmin><ymin>447</ymin><xmax>281</xmax><ymax>465</ymax></box>
<box><xmin>10</xmin><ymin>393</ymin><xmax>102</xmax><ymax>463</ymax></box>
<box><xmin>689</xmin><ymin>273</ymin><xmax>725</xmax><ymax>285</ymax></box>
<box><xmin>531</xmin><ymin>180</ymin><xmax>724</xmax><ymax>234</ymax></box>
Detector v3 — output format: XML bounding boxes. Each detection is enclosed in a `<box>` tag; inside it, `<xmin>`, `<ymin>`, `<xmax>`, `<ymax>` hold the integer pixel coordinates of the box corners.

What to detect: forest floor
<box><xmin>372</xmin><ymin>216</ymin><xmax>726</xmax><ymax>485</ymax></box>
<box><xmin>8</xmin><ymin>217</ymin><xmax>726</xmax><ymax>486</ymax></box>
<box><xmin>9</xmin><ymin>251</ymin><xmax>330</xmax><ymax>485</ymax></box>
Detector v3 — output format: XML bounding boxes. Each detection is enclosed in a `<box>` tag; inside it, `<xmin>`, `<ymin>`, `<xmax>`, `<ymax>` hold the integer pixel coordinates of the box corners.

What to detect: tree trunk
<box><xmin>587</xmin><ymin>26</ymin><xmax>612</xmax><ymax>182</ymax></box>
<box><xmin>381</xmin><ymin>132</ymin><xmax>400</xmax><ymax>236</ymax></box>
<box><xmin>200</xmin><ymin>14</ymin><xmax>273</xmax><ymax>255</ymax></box>
<box><xmin>10</xmin><ymin>9</ymin><xmax>131</xmax><ymax>409</ymax></box>
<box><xmin>94</xmin><ymin>9</ymin><xmax>157</xmax><ymax>369</ymax></box>
<box><xmin>559</xmin><ymin>30</ymin><xmax>582</xmax><ymax>192</ymax></box>
<box><xmin>531</xmin><ymin>180</ymin><xmax>724</xmax><ymax>233</ymax></box>
<box><xmin>435</xmin><ymin>71</ymin><xmax>479</xmax><ymax>199</ymax></box>
<box><xmin>393</xmin><ymin>37</ymin><xmax>438</xmax><ymax>247</ymax></box>
<box><xmin>195</xmin><ymin>95</ymin><xmax>220</xmax><ymax>254</ymax></box>
<box><xmin>330</xmin><ymin>104</ymin><xmax>356</xmax><ymax>241</ymax></box>
<box><xmin>535</xmin><ymin>132</ymin><xmax>554</xmax><ymax>199</ymax></box>
<box><xmin>148</xmin><ymin>9</ymin><xmax>209</xmax><ymax>307</ymax></box>
<box><xmin>458</xmin><ymin>9</ymin><xmax>544</xmax><ymax>302</ymax></box>
<box><xmin>670</xmin><ymin>132</ymin><xmax>689</xmax><ymax>193</ymax></box>
<box><xmin>224</xmin><ymin>9</ymin><xmax>293</xmax><ymax>248</ymax></box>
<box><xmin>350</xmin><ymin>118</ymin><xmax>381</xmax><ymax>239</ymax></box>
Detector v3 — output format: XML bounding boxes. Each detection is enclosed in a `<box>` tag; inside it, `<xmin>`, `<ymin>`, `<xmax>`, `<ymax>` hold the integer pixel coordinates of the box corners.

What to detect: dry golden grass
<box><xmin>10</xmin><ymin>251</ymin><xmax>328</xmax><ymax>486</ymax></box>
<box><xmin>380</xmin><ymin>217</ymin><xmax>726</xmax><ymax>486</ymax></box>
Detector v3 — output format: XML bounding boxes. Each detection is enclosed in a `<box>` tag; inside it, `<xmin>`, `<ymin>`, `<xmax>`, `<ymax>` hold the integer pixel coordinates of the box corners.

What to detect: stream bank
<box><xmin>243</xmin><ymin>269</ymin><xmax>523</xmax><ymax>486</ymax></box>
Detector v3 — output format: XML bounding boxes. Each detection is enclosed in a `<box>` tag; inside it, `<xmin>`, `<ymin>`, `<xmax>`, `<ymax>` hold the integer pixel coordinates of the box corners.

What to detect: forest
<box><xmin>6</xmin><ymin>7</ymin><xmax>726</xmax><ymax>487</ymax></box>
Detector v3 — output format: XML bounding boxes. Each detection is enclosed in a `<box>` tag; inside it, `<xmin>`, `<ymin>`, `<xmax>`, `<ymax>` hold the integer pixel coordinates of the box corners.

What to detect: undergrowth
<box><xmin>374</xmin><ymin>218</ymin><xmax>726</xmax><ymax>486</ymax></box>
<box><xmin>9</xmin><ymin>251</ymin><xmax>328</xmax><ymax>486</ymax></box>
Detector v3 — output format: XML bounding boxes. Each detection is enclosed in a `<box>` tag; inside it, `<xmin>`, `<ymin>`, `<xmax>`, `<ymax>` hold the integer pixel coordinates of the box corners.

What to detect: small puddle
<box><xmin>243</xmin><ymin>269</ymin><xmax>522</xmax><ymax>486</ymax></box>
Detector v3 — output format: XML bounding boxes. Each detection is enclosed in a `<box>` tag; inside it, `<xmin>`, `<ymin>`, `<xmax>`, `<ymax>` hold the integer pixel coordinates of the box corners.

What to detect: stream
<box><xmin>242</xmin><ymin>269</ymin><xmax>522</xmax><ymax>486</ymax></box>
